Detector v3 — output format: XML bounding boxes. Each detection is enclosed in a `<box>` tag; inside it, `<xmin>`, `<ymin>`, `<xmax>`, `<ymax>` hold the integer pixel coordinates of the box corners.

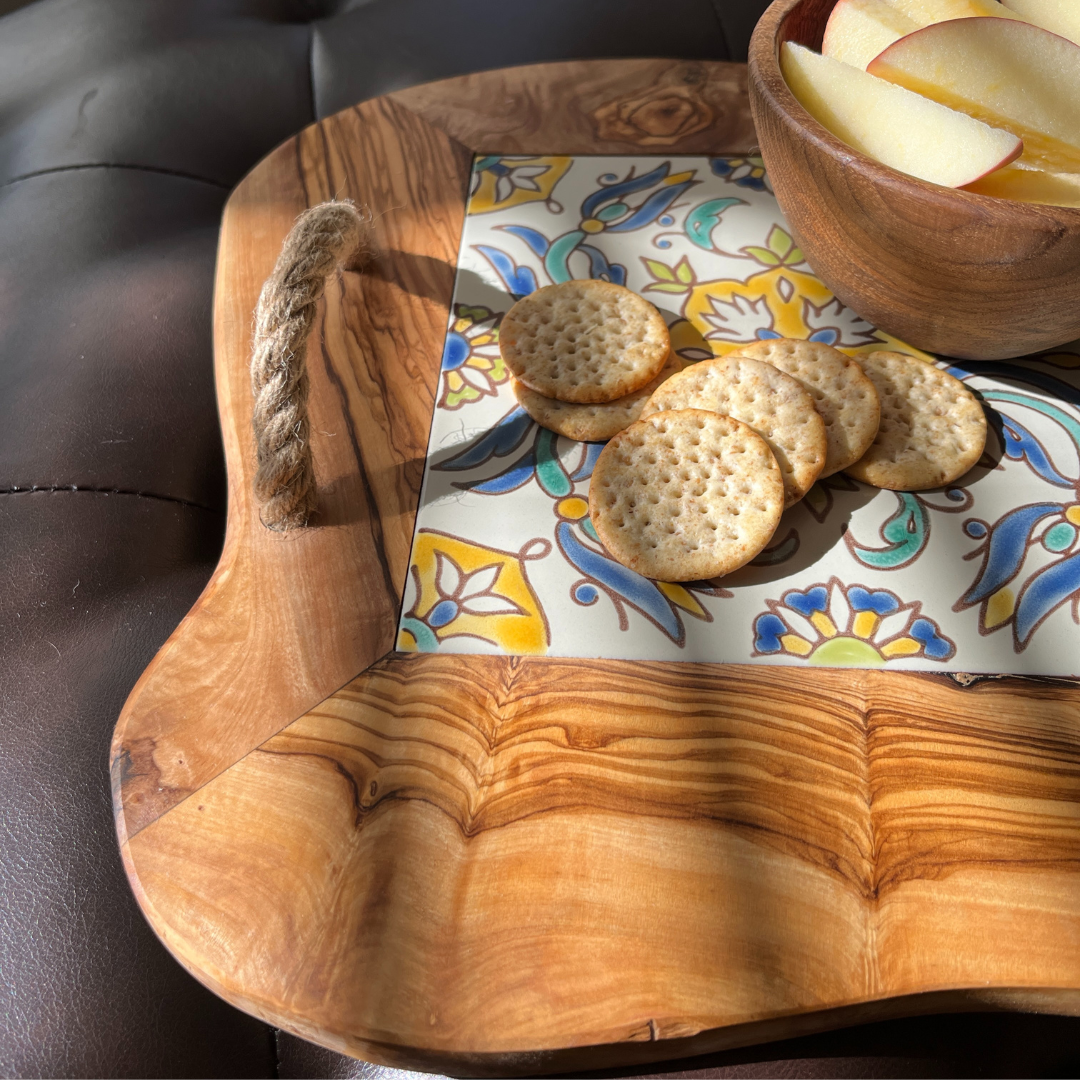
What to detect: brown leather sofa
<box><xmin>3</xmin><ymin>1</ymin><xmax>1080</xmax><ymax>1076</ymax></box>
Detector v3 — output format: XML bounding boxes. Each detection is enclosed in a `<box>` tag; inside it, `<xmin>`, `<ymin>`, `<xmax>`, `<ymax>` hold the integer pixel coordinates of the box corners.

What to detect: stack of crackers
<box><xmin>502</xmin><ymin>281</ymin><xmax>987</xmax><ymax>583</ymax></box>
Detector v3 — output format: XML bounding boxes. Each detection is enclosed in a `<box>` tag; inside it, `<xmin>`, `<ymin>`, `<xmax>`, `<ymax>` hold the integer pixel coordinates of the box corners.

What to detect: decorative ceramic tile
<box><xmin>398</xmin><ymin>153</ymin><xmax>1080</xmax><ymax>676</ymax></box>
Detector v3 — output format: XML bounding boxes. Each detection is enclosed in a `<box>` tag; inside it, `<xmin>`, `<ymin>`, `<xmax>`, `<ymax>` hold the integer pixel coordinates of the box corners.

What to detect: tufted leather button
<box><xmin>0</xmin><ymin>0</ymin><xmax>317</xmax><ymax>187</ymax></box>
<box><xmin>0</xmin><ymin>169</ymin><xmax>229</xmax><ymax>510</ymax></box>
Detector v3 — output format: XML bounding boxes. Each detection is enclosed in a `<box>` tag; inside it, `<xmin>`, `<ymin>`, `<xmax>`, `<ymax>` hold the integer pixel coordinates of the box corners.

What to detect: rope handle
<box><xmin>249</xmin><ymin>201</ymin><xmax>370</xmax><ymax>532</ymax></box>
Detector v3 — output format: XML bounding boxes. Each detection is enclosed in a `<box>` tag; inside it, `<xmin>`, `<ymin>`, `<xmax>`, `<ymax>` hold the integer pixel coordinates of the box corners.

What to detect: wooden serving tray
<box><xmin>111</xmin><ymin>59</ymin><xmax>1080</xmax><ymax>1076</ymax></box>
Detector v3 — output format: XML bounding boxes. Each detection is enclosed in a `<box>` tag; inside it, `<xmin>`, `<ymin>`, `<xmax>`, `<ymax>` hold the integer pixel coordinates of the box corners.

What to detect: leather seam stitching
<box><xmin>1</xmin><ymin>162</ymin><xmax>230</xmax><ymax>192</ymax></box>
<box><xmin>1</xmin><ymin>486</ymin><xmax>222</xmax><ymax>513</ymax></box>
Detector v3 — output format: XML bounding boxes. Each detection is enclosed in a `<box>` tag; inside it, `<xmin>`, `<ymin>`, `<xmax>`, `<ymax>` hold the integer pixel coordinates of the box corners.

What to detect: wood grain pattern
<box><xmin>123</xmin><ymin>655</ymin><xmax>1080</xmax><ymax>1073</ymax></box>
<box><xmin>112</xmin><ymin>58</ymin><xmax>1080</xmax><ymax>1074</ymax></box>
<box><xmin>747</xmin><ymin>0</ymin><xmax>1080</xmax><ymax>360</ymax></box>
<box><xmin>392</xmin><ymin>59</ymin><xmax>756</xmax><ymax>155</ymax></box>
<box><xmin>111</xmin><ymin>96</ymin><xmax>472</xmax><ymax>840</ymax></box>
<box><xmin>110</xmin><ymin>58</ymin><xmax>757</xmax><ymax>841</ymax></box>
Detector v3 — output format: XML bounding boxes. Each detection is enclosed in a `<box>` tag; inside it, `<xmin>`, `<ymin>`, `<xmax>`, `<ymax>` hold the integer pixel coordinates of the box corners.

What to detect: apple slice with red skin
<box><xmin>1002</xmin><ymin>0</ymin><xmax>1080</xmax><ymax>45</ymax></box>
<box><xmin>824</xmin><ymin>0</ymin><xmax>1026</xmax><ymax>71</ymax></box>
<box><xmin>869</xmin><ymin>17</ymin><xmax>1080</xmax><ymax>173</ymax></box>
<box><xmin>781</xmin><ymin>42</ymin><xmax>1021</xmax><ymax>188</ymax></box>
<box><xmin>823</xmin><ymin>0</ymin><xmax>919</xmax><ymax>70</ymax></box>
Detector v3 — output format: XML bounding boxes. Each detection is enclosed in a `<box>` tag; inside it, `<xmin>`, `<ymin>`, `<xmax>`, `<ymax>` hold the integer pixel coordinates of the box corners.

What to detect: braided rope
<box><xmin>249</xmin><ymin>200</ymin><xmax>368</xmax><ymax>531</ymax></box>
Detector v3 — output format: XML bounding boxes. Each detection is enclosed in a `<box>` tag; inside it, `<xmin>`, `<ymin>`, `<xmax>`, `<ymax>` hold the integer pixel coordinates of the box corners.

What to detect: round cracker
<box><xmin>640</xmin><ymin>356</ymin><xmax>827</xmax><ymax>507</ymax></box>
<box><xmin>588</xmin><ymin>409</ymin><xmax>784</xmax><ymax>582</ymax></box>
<box><xmin>731</xmin><ymin>338</ymin><xmax>880</xmax><ymax>476</ymax></box>
<box><xmin>512</xmin><ymin>353</ymin><xmax>685</xmax><ymax>442</ymax></box>
<box><xmin>844</xmin><ymin>351</ymin><xmax>987</xmax><ymax>490</ymax></box>
<box><xmin>499</xmin><ymin>280</ymin><xmax>670</xmax><ymax>404</ymax></box>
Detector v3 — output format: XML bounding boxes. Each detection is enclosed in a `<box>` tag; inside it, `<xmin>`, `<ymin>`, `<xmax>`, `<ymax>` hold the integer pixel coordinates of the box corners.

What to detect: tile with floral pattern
<box><xmin>399</xmin><ymin>154</ymin><xmax>1080</xmax><ymax>676</ymax></box>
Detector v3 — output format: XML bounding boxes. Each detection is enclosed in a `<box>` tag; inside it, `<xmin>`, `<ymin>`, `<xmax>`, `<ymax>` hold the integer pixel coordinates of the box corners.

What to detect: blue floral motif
<box><xmin>908</xmin><ymin>618</ymin><xmax>953</xmax><ymax>660</ymax></box>
<box><xmin>571</xmin><ymin>442</ymin><xmax>605</xmax><ymax>481</ymax></box>
<box><xmin>475</xmin><ymin>245</ymin><xmax>538</xmax><ymax>299</ymax></box>
<box><xmin>947</xmin><ymin>359</ymin><xmax>1080</xmax><ymax>650</ymax></box>
<box><xmin>753</xmin><ymin>613</ymin><xmax>787</xmax><ymax>653</ymax></box>
<box><xmin>407</xmin><ymin>154</ymin><xmax>1080</xmax><ymax>671</ymax></box>
<box><xmin>847</xmin><ymin>588</ymin><xmax>900</xmax><ymax>615</ymax></box>
<box><xmin>960</xmin><ymin>503</ymin><xmax>1064</xmax><ymax>607</ymax></box>
<box><xmin>463</xmin><ymin>448</ymin><xmax>541</xmax><ymax>495</ymax></box>
<box><xmin>441</xmin><ymin>333</ymin><xmax>470</xmax><ymax>371</ymax></box>
<box><xmin>580</xmin><ymin>163</ymin><xmax>696</xmax><ymax>231</ymax></box>
<box><xmin>1015</xmin><ymin>550</ymin><xmax>1080</xmax><ymax>644</ymax></box>
<box><xmin>783</xmin><ymin>586</ymin><xmax>828</xmax><ymax>618</ymax></box>
<box><xmin>437</xmin><ymin>406</ymin><xmax>533</xmax><ymax>471</ymax></box>
<box><xmin>957</xmin><ymin>500</ymin><xmax>1080</xmax><ymax>648</ymax></box>
<box><xmin>447</xmin><ymin>425</ymin><xmax>572</xmax><ymax>498</ymax></box>
<box><xmin>753</xmin><ymin>578</ymin><xmax>955</xmax><ymax>666</ymax></box>
<box><xmin>995</xmin><ymin>413</ymin><xmax>1073</xmax><ymax>487</ymax></box>
<box><xmin>557</xmin><ymin>522</ymin><xmax>681</xmax><ymax>639</ymax></box>
<box><xmin>500</xmin><ymin>225</ymin><xmax>549</xmax><ymax>258</ymax></box>
<box><xmin>553</xmin><ymin>515</ymin><xmax>731</xmax><ymax>646</ymax></box>
<box><xmin>474</xmin><ymin>162</ymin><xmax>698</xmax><ymax>294</ymax></box>
<box><xmin>428</xmin><ymin>599</ymin><xmax>459</xmax><ymax>628</ymax></box>
<box><xmin>710</xmin><ymin>156</ymin><xmax>769</xmax><ymax>192</ymax></box>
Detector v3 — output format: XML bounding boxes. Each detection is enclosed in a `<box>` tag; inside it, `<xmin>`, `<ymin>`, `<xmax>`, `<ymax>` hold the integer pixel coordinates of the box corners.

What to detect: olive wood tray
<box><xmin>110</xmin><ymin>58</ymin><xmax>1080</xmax><ymax>1076</ymax></box>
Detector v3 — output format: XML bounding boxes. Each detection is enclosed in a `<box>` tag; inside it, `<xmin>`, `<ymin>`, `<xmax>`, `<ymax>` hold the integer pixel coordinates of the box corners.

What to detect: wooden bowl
<box><xmin>747</xmin><ymin>0</ymin><xmax>1080</xmax><ymax>360</ymax></box>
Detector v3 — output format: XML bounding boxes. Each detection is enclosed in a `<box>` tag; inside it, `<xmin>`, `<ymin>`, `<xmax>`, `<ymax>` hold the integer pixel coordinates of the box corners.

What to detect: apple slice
<box><xmin>885</xmin><ymin>0</ymin><xmax>1025</xmax><ymax>21</ymax></box>
<box><xmin>823</xmin><ymin>0</ymin><xmax>919</xmax><ymax>70</ymax></box>
<box><xmin>868</xmin><ymin>17</ymin><xmax>1080</xmax><ymax>173</ymax></box>
<box><xmin>824</xmin><ymin>0</ymin><xmax>1026</xmax><ymax>71</ymax></box>
<box><xmin>1002</xmin><ymin>0</ymin><xmax>1080</xmax><ymax>46</ymax></box>
<box><xmin>781</xmin><ymin>43</ymin><xmax>1021</xmax><ymax>187</ymax></box>
<box><xmin>963</xmin><ymin>163</ymin><xmax>1080</xmax><ymax>206</ymax></box>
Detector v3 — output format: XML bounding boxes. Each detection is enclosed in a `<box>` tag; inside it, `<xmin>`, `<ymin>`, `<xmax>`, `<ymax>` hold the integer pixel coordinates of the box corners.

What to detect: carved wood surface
<box><xmin>112</xmin><ymin>58</ymin><xmax>1080</xmax><ymax>1074</ymax></box>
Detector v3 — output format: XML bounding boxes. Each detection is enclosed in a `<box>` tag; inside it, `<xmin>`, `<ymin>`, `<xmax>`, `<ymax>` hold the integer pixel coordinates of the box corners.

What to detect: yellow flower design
<box><xmin>753</xmin><ymin>579</ymin><xmax>955</xmax><ymax>667</ymax></box>
<box><xmin>469</xmin><ymin>155</ymin><xmax>572</xmax><ymax>214</ymax></box>
<box><xmin>440</xmin><ymin>305</ymin><xmax>508</xmax><ymax>410</ymax></box>
<box><xmin>644</xmin><ymin>226</ymin><xmax>932</xmax><ymax>359</ymax></box>
<box><xmin>398</xmin><ymin>531</ymin><xmax>550</xmax><ymax>654</ymax></box>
